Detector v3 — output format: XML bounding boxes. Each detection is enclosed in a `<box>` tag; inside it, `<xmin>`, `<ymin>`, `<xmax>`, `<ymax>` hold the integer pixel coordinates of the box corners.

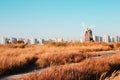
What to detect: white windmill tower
<box><xmin>81</xmin><ymin>22</ymin><xmax>96</xmax><ymax>42</ymax></box>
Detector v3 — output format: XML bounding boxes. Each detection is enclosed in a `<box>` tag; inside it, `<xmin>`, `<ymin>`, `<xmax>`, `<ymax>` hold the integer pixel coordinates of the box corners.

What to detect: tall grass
<box><xmin>0</xmin><ymin>42</ymin><xmax>120</xmax><ymax>78</ymax></box>
<box><xmin>100</xmin><ymin>71</ymin><xmax>120</xmax><ymax>80</ymax></box>
<box><xmin>21</xmin><ymin>53</ymin><xmax>120</xmax><ymax>80</ymax></box>
<box><xmin>0</xmin><ymin>50</ymin><xmax>37</xmax><ymax>76</ymax></box>
<box><xmin>0</xmin><ymin>44</ymin><xmax>27</xmax><ymax>48</ymax></box>
<box><xmin>36</xmin><ymin>52</ymin><xmax>97</xmax><ymax>68</ymax></box>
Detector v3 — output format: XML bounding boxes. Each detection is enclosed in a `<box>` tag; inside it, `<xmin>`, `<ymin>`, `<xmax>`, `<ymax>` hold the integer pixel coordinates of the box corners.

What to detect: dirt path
<box><xmin>1</xmin><ymin>50</ymin><xmax>120</xmax><ymax>80</ymax></box>
<box><xmin>0</xmin><ymin>69</ymin><xmax>42</xmax><ymax>80</ymax></box>
<box><xmin>92</xmin><ymin>50</ymin><xmax>120</xmax><ymax>59</ymax></box>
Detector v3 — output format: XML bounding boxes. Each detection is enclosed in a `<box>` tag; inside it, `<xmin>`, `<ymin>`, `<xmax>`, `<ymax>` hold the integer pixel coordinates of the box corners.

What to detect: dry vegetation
<box><xmin>100</xmin><ymin>71</ymin><xmax>120</xmax><ymax>80</ymax></box>
<box><xmin>36</xmin><ymin>52</ymin><xmax>96</xmax><ymax>68</ymax></box>
<box><xmin>0</xmin><ymin>48</ymin><xmax>38</xmax><ymax>76</ymax></box>
<box><xmin>0</xmin><ymin>42</ymin><xmax>120</xmax><ymax>80</ymax></box>
<box><xmin>21</xmin><ymin>53</ymin><xmax>120</xmax><ymax>80</ymax></box>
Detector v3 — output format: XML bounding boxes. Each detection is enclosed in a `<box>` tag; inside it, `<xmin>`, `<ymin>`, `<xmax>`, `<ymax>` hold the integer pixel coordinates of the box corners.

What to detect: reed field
<box><xmin>21</xmin><ymin>53</ymin><xmax>120</xmax><ymax>80</ymax></box>
<box><xmin>0</xmin><ymin>42</ymin><xmax>120</xmax><ymax>80</ymax></box>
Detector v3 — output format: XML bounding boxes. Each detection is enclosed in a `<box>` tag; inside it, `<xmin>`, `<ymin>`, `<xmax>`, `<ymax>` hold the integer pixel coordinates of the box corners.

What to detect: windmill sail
<box><xmin>81</xmin><ymin>23</ymin><xmax>95</xmax><ymax>42</ymax></box>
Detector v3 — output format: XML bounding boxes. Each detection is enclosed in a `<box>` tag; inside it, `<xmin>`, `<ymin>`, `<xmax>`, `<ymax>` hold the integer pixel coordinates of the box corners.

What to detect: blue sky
<box><xmin>0</xmin><ymin>0</ymin><xmax>120</xmax><ymax>40</ymax></box>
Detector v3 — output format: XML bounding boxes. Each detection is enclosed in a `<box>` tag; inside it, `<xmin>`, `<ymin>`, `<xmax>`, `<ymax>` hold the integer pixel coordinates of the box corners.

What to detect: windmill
<box><xmin>81</xmin><ymin>22</ymin><xmax>95</xmax><ymax>42</ymax></box>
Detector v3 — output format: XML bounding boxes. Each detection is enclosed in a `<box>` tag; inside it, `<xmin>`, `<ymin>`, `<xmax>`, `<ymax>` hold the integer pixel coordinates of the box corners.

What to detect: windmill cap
<box><xmin>85</xmin><ymin>28</ymin><xmax>92</xmax><ymax>31</ymax></box>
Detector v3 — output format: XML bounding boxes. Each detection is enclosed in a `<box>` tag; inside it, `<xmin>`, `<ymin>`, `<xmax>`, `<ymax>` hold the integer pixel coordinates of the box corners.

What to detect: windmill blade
<box><xmin>80</xmin><ymin>32</ymin><xmax>85</xmax><ymax>42</ymax></box>
<box><xmin>80</xmin><ymin>32</ymin><xmax>84</xmax><ymax>38</ymax></box>
<box><xmin>80</xmin><ymin>33</ymin><xmax>83</xmax><ymax>37</ymax></box>
<box><xmin>89</xmin><ymin>24</ymin><xmax>96</xmax><ymax>29</ymax></box>
<box><xmin>81</xmin><ymin>22</ymin><xmax>87</xmax><ymax>29</ymax></box>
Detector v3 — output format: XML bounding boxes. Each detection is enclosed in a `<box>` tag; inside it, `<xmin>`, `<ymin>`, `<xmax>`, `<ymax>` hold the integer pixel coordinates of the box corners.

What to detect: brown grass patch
<box><xmin>0</xmin><ymin>53</ymin><xmax>37</xmax><ymax>76</ymax></box>
<box><xmin>100</xmin><ymin>71</ymin><xmax>120</xmax><ymax>80</ymax></box>
<box><xmin>36</xmin><ymin>52</ymin><xmax>96</xmax><ymax>68</ymax></box>
<box><xmin>0</xmin><ymin>42</ymin><xmax>120</xmax><ymax>77</ymax></box>
<box><xmin>21</xmin><ymin>53</ymin><xmax>120</xmax><ymax>80</ymax></box>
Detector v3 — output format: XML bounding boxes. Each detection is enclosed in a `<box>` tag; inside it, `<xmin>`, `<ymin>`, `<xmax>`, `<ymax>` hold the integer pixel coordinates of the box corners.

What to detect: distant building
<box><xmin>1</xmin><ymin>37</ymin><xmax>9</xmax><ymax>44</ymax></box>
<box><xmin>0</xmin><ymin>36</ymin><xmax>46</xmax><ymax>44</ymax></box>
<box><xmin>93</xmin><ymin>35</ymin><xmax>99</xmax><ymax>42</ymax></box>
<box><xmin>93</xmin><ymin>35</ymin><xmax>103</xmax><ymax>42</ymax></box>
<box><xmin>23</xmin><ymin>39</ymin><xmax>31</xmax><ymax>44</ymax></box>
<box><xmin>17</xmin><ymin>38</ymin><xmax>24</xmax><ymax>41</ymax></box>
<box><xmin>92</xmin><ymin>35</ymin><xmax>120</xmax><ymax>43</ymax></box>
<box><xmin>103</xmin><ymin>35</ymin><xmax>111</xmax><ymax>43</ymax></box>
<box><xmin>9</xmin><ymin>37</ymin><xmax>17</xmax><ymax>43</ymax></box>
<box><xmin>110</xmin><ymin>36</ymin><xmax>119</xmax><ymax>43</ymax></box>
<box><xmin>48</xmin><ymin>38</ymin><xmax>63</xmax><ymax>42</ymax></box>
<box><xmin>99</xmin><ymin>36</ymin><xmax>103</xmax><ymax>42</ymax></box>
<box><xmin>114</xmin><ymin>36</ymin><xmax>119</xmax><ymax>42</ymax></box>
<box><xmin>57</xmin><ymin>38</ymin><xmax>63</xmax><ymax>42</ymax></box>
<box><xmin>110</xmin><ymin>36</ymin><xmax>115</xmax><ymax>42</ymax></box>
<box><xmin>52</xmin><ymin>38</ymin><xmax>57</xmax><ymax>42</ymax></box>
<box><xmin>30</xmin><ymin>38</ymin><xmax>38</xmax><ymax>44</ymax></box>
<box><xmin>38</xmin><ymin>38</ymin><xmax>45</xmax><ymax>44</ymax></box>
<box><xmin>119</xmin><ymin>37</ymin><xmax>120</xmax><ymax>42</ymax></box>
